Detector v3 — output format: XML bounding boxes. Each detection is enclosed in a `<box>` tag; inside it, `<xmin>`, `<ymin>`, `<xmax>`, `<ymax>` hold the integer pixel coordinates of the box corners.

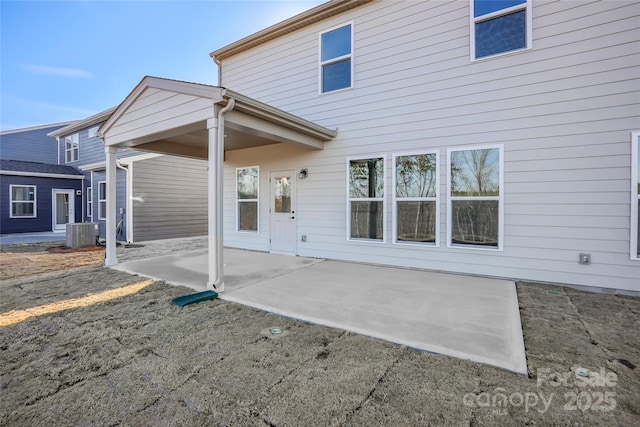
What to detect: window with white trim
<box><xmin>319</xmin><ymin>22</ymin><xmax>353</xmax><ymax>94</ymax></box>
<box><xmin>237</xmin><ymin>167</ymin><xmax>259</xmax><ymax>232</ymax></box>
<box><xmin>65</xmin><ymin>133</ymin><xmax>79</xmax><ymax>163</ymax></box>
<box><xmin>348</xmin><ymin>156</ymin><xmax>385</xmax><ymax>241</ymax></box>
<box><xmin>98</xmin><ymin>181</ymin><xmax>106</xmax><ymax>220</ymax></box>
<box><xmin>471</xmin><ymin>0</ymin><xmax>531</xmax><ymax>60</ymax></box>
<box><xmin>632</xmin><ymin>131</ymin><xmax>639</xmax><ymax>260</ymax></box>
<box><xmin>86</xmin><ymin>187</ymin><xmax>93</xmax><ymax>220</ymax></box>
<box><xmin>448</xmin><ymin>145</ymin><xmax>503</xmax><ymax>249</ymax></box>
<box><xmin>88</xmin><ymin>126</ymin><xmax>99</xmax><ymax>138</ymax></box>
<box><xmin>10</xmin><ymin>185</ymin><xmax>36</xmax><ymax>218</ymax></box>
<box><xmin>394</xmin><ymin>152</ymin><xmax>439</xmax><ymax>245</ymax></box>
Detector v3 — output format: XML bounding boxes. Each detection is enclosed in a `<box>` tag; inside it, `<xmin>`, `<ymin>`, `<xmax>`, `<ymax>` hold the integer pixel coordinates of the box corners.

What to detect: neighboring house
<box><xmin>0</xmin><ymin>123</ymin><xmax>84</xmax><ymax>234</ymax></box>
<box><xmin>98</xmin><ymin>0</ymin><xmax>639</xmax><ymax>292</ymax></box>
<box><xmin>48</xmin><ymin>109</ymin><xmax>209</xmax><ymax>242</ymax></box>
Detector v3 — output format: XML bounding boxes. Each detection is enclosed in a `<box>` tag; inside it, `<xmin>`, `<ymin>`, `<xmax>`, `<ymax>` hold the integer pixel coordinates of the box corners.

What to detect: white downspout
<box><xmin>207</xmin><ymin>97</ymin><xmax>235</xmax><ymax>292</ymax></box>
<box><xmin>213</xmin><ymin>56</ymin><xmax>222</xmax><ymax>86</ymax></box>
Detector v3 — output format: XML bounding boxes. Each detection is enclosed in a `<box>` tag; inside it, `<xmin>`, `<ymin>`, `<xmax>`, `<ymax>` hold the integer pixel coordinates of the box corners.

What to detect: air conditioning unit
<box><xmin>66</xmin><ymin>223</ymin><xmax>100</xmax><ymax>248</ymax></box>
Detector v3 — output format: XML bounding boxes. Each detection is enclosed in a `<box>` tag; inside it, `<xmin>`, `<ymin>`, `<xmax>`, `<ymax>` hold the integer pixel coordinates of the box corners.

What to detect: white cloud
<box><xmin>21</xmin><ymin>64</ymin><xmax>92</xmax><ymax>78</ymax></box>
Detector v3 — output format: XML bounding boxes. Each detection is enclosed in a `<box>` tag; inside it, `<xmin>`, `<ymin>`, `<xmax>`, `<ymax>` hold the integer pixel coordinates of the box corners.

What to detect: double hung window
<box><xmin>471</xmin><ymin>0</ymin><xmax>531</xmax><ymax>59</ymax></box>
<box><xmin>10</xmin><ymin>185</ymin><xmax>36</xmax><ymax>218</ymax></box>
<box><xmin>98</xmin><ymin>182</ymin><xmax>107</xmax><ymax>220</ymax></box>
<box><xmin>320</xmin><ymin>23</ymin><xmax>353</xmax><ymax>93</ymax></box>
<box><xmin>448</xmin><ymin>146</ymin><xmax>503</xmax><ymax>249</ymax></box>
<box><xmin>86</xmin><ymin>187</ymin><xmax>93</xmax><ymax>220</ymax></box>
<box><xmin>65</xmin><ymin>133</ymin><xmax>79</xmax><ymax>163</ymax></box>
<box><xmin>348</xmin><ymin>156</ymin><xmax>385</xmax><ymax>241</ymax></box>
<box><xmin>394</xmin><ymin>152</ymin><xmax>439</xmax><ymax>245</ymax></box>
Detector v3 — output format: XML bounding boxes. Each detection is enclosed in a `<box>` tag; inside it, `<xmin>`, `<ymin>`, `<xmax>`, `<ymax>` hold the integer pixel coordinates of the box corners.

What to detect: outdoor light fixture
<box><xmin>298</xmin><ymin>169</ymin><xmax>308</xmax><ymax>179</ymax></box>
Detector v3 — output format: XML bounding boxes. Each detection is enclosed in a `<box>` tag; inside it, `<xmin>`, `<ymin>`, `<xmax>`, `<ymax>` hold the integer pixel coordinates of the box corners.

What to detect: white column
<box><xmin>104</xmin><ymin>146</ymin><xmax>118</xmax><ymax>266</ymax></box>
<box><xmin>207</xmin><ymin>117</ymin><xmax>224</xmax><ymax>292</ymax></box>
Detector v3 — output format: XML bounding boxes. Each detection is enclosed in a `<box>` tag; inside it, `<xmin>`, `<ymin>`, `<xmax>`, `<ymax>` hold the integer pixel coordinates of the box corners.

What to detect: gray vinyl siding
<box><xmin>220</xmin><ymin>0</ymin><xmax>640</xmax><ymax>291</ymax></box>
<box><xmin>58</xmin><ymin>126</ymin><xmax>145</xmax><ymax>167</ymax></box>
<box><xmin>0</xmin><ymin>125</ymin><xmax>64</xmax><ymax>163</ymax></box>
<box><xmin>131</xmin><ymin>155</ymin><xmax>207</xmax><ymax>242</ymax></box>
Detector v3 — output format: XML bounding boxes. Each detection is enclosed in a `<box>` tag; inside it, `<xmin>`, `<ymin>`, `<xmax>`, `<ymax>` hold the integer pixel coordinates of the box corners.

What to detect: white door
<box><xmin>53</xmin><ymin>189</ymin><xmax>75</xmax><ymax>231</ymax></box>
<box><xmin>270</xmin><ymin>171</ymin><xmax>296</xmax><ymax>255</ymax></box>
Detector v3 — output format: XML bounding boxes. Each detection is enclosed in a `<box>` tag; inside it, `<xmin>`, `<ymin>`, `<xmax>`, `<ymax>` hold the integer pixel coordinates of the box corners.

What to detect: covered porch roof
<box><xmin>98</xmin><ymin>75</ymin><xmax>337</xmax><ymax>292</ymax></box>
<box><xmin>97</xmin><ymin>76</ymin><xmax>337</xmax><ymax>157</ymax></box>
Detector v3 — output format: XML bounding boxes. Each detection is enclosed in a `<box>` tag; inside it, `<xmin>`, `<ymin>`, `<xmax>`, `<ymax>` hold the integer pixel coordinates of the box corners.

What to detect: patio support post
<box><xmin>104</xmin><ymin>146</ymin><xmax>118</xmax><ymax>266</ymax></box>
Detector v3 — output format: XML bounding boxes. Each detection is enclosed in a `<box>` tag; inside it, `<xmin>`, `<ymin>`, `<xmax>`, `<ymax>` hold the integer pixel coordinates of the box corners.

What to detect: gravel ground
<box><xmin>0</xmin><ymin>239</ymin><xmax>638</xmax><ymax>426</ymax></box>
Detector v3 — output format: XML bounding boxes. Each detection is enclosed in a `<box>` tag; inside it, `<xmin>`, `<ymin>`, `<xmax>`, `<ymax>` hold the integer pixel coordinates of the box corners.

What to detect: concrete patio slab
<box><xmin>114</xmin><ymin>249</ymin><xmax>527</xmax><ymax>374</ymax></box>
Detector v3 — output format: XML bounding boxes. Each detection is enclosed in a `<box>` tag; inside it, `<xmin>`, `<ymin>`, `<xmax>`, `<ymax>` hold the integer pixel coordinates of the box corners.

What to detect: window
<box><xmin>10</xmin><ymin>185</ymin><xmax>36</xmax><ymax>218</ymax></box>
<box><xmin>448</xmin><ymin>145</ymin><xmax>503</xmax><ymax>249</ymax></box>
<box><xmin>348</xmin><ymin>156</ymin><xmax>385</xmax><ymax>241</ymax></box>
<box><xmin>98</xmin><ymin>181</ymin><xmax>106</xmax><ymax>220</ymax></box>
<box><xmin>65</xmin><ymin>133</ymin><xmax>79</xmax><ymax>163</ymax></box>
<box><xmin>471</xmin><ymin>0</ymin><xmax>531</xmax><ymax>60</ymax></box>
<box><xmin>319</xmin><ymin>23</ymin><xmax>353</xmax><ymax>93</ymax></box>
<box><xmin>394</xmin><ymin>152</ymin><xmax>439</xmax><ymax>245</ymax></box>
<box><xmin>237</xmin><ymin>167</ymin><xmax>259</xmax><ymax>232</ymax></box>
<box><xmin>88</xmin><ymin>126</ymin><xmax>99</xmax><ymax>138</ymax></box>
<box><xmin>632</xmin><ymin>131</ymin><xmax>640</xmax><ymax>260</ymax></box>
<box><xmin>87</xmin><ymin>187</ymin><xmax>93</xmax><ymax>220</ymax></box>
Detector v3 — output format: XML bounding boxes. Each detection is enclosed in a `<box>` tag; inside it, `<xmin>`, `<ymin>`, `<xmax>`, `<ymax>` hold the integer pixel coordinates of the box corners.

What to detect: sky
<box><xmin>0</xmin><ymin>0</ymin><xmax>325</xmax><ymax>131</ymax></box>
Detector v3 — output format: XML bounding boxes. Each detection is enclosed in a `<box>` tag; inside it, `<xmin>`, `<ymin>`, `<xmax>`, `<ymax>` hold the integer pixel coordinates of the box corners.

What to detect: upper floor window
<box><xmin>448</xmin><ymin>145</ymin><xmax>503</xmax><ymax>250</ymax></box>
<box><xmin>319</xmin><ymin>23</ymin><xmax>353</xmax><ymax>94</ymax></box>
<box><xmin>471</xmin><ymin>0</ymin><xmax>531</xmax><ymax>60</ymax></box>
<box><xmin>10</xmin><ymin>185</ymin><xmax>36</xmax><ymax>218</ymax></box>
<box><xmin>348</xmin><ymin>156</ymin><xmax>385</xmax><ymax>241</ymax></box>
<box><xmin>65</xmin><ymin>133</ymin><xmax>79</xmax><ymax>163</ymax></box>
<box><xmin>632</xmin><ymin>131</ymin><xmax>639</xmax><ymax>260</ymax></box>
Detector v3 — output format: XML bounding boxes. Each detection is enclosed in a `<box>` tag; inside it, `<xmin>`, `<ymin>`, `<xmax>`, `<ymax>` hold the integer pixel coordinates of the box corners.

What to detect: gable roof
<box><xmin>0</xmin><ymin>159</ymin><xmax>84</xmax><ymax>179</ymax></box>
<box><xmin>210</xmin><ymin>0</ymin><xmax>372</xmax><ymax>61</ymax></box>
<box><xmin>98</xmin><ymin>76</ymin><xmax>336</xmax><ymax>156</ymax></box>
<box><xmin>47</xmin><ymin>107</ymin><xmax>117</xmax><ymax>138</ymax></box>
<box><xmin>0</xmin><ymin>122</ymin><xmax>74</xmax><ymax>136</ymax></box>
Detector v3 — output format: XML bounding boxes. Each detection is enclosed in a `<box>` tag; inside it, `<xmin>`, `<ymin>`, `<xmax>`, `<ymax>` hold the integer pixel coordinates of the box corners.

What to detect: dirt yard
<box><xmin>0</xmin><ymin>242</ymin><xmax>638</xmax><ymax>426</ymax></box>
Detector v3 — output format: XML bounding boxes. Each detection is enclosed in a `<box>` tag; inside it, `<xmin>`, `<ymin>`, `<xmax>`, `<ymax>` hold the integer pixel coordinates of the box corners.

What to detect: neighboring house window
<box><xmin>348</xmin><ymin>156</ymin><xmax>385</xmax><ymax>241</ymax></box>
<box><xmin>10</xmin><ymin>185</ymin><xmax>36</xmax><ymax>218</ymax></box>
<box><xmin>394</xmin><ymin>152</ymin><xmax>439</xmax><ymax>245</ymax></box>
<box><xmin>98</xmin><ymin>181</ymin><xmax>107</xmax><ymax>220</ymax></box>
<box><xmin>319</xmin><ymin>22</ymin><xmax>353</xmax><ymax>94</ymax></box>
<box><xmin>632</xmin><ymin>131</ymin><xmax>640</xmax><ymax>260</ymax></box>
<box><xmin>237</xmin><ymin>167</ymin><xmax>259</xmax><ymax>232</ymax></box>
<box><xmin>471</xmin><ymin>0</ymin><xmax>531</xmax><ymax>60</ymax></box>
<box><xmin>87</xmin><ymin>187</ymin><xmax>93</xmax><ymax>220</ymax></box>
<box><xmin>448</xmin><ymin>145</ymin><xmax>503</xmax><ymax>249</ymax></box>
<box><xmin>65</xmin><ymin>133</ymin><xmax>79</xmax><ymax>163</ymax></box>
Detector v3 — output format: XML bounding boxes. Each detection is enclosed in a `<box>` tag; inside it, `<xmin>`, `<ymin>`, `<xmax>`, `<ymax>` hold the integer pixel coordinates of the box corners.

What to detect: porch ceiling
<box><xmin>98</xmin><ymin>76</ymin><xmax>337</xmax><ymax>159</ymax></box>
